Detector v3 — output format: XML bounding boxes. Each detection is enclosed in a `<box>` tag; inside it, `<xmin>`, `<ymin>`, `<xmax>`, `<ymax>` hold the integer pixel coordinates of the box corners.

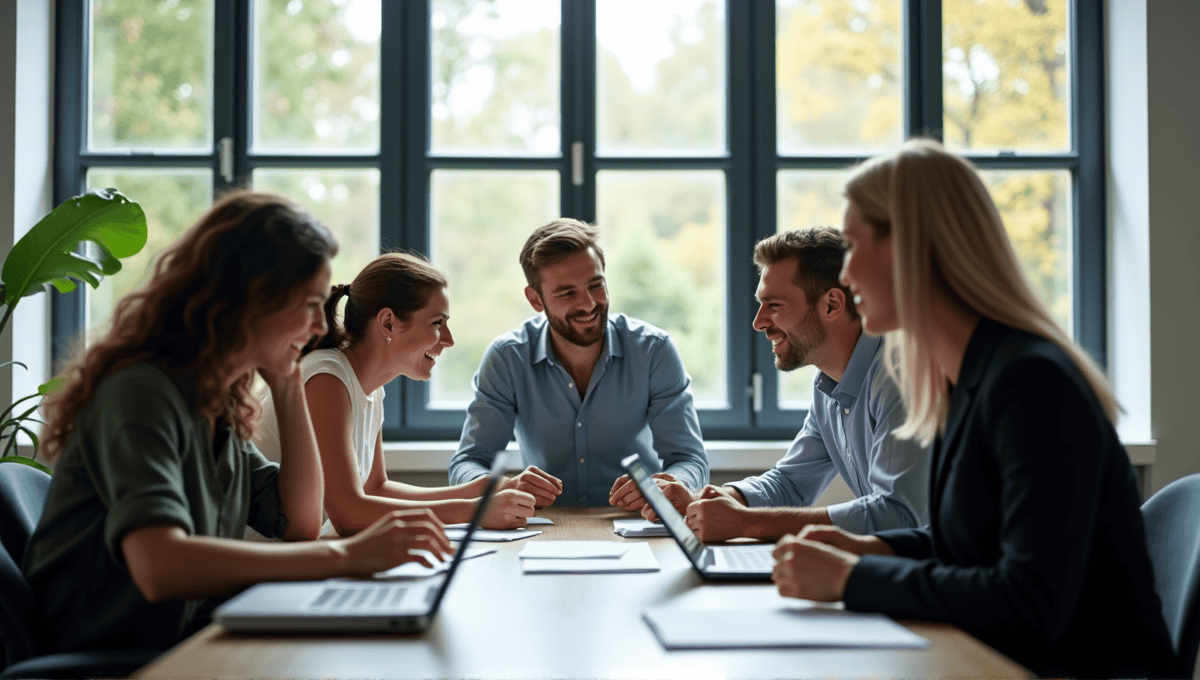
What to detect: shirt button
<box><xmin>579</xmin><ymin>458</ymin><xmax>586</xmax><ymax>464</ymax></box>
<box><xmin>843</xmin><ymin>408</ymin><xmax>850</xmax><ymax>415</ymax></box>
<box><xmin>576</xmin><ymin>422</ymin><xmax>582</xmax><ymax>428</ymax></box>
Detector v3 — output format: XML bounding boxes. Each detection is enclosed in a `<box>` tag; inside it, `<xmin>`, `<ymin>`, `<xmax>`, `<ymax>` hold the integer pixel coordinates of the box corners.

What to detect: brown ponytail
<box><xmin>311</xmin><ymin>253</ymin><xmax>447</xmax><ymax>353</ymax></box>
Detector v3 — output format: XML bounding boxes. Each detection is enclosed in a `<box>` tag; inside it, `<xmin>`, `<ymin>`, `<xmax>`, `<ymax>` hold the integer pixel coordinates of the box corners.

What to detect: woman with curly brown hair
<box><xmin>23</xmin><ymin>191</ymin><xmax>450</xmax><ymax>655</ymax></box>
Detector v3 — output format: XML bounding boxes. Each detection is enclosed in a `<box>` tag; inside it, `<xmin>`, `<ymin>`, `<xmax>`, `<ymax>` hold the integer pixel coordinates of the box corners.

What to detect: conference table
<box><xmin>135</xmin><ymin>507</ymin><xmax>1031</xmax><ymax>679</ymax></box>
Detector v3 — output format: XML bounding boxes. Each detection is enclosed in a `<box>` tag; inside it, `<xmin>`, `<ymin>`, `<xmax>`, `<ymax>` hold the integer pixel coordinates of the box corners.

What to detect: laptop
<box><xmin>621</xmin><ymin>454</ymin><xmax>775</xmax><ymax>581</ymax></box>
<box><xmin>214</xmin><ymin>453</ymin><xmax>507</xmax><ymax>633</ymax></box>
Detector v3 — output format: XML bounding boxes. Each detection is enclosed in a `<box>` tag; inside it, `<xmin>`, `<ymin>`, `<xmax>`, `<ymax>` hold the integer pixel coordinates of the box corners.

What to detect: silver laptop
<box><xmin>621</xmin><ymin>454</ymin><xmax>774</xmax><ymax>580</ymax></box>
<box><xmin>214</xmin><ymin>453</ymin><xmax>506</xmax><ymax>633</ymax></box>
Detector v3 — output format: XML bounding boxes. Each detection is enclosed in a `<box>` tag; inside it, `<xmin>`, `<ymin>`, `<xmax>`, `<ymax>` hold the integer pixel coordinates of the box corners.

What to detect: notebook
<box><xmin>213</xmin><ymin>453</ymin><xmax>506</xmax><ymax>633</ymax></box>
<box><xmin>620</xmin><ymin>454</ymin><xmax>774</xmax><ymax>580</ymax></box>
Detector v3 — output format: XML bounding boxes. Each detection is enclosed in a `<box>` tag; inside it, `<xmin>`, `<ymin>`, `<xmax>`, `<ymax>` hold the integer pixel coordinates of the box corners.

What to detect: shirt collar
<box><xmin>531</xmin><ymin>315</ymin><xmax>621</xmax><ymax>365</ymax></box>
<box><xmin>814</xmin><ymin>331</ymin><xmax>883</xmax><ymax>409</ymax></box>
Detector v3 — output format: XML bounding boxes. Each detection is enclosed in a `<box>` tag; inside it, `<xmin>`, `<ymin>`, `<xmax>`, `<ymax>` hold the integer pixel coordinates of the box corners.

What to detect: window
<box><xmin>56</xmin><ymin>0</ymin><xmax>1104</xmax><ymax>440</ymax></box>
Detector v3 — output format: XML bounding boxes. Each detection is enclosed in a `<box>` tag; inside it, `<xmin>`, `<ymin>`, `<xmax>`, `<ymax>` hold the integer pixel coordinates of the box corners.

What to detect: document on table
<box><xmin>613</xmin><ymin>518</ymin><xmax>669</xmax><ymax>537</ymax></box>
<box><xmin>522</xmin><ymin>541</ymin><xmax>659</xmax><ymax>574</ymax></box>
<box><xmin>518</xmin><ymin>541</ymin><xmax>630</xmax><ymax>559</ymax></box>
<box><xmin>445</xmin><ymin>524</ymin><xmax>543</xmax><ymax>542</ymax></box>
<box><xmin>525</xmin><ymin>516</ymin><xmax>554</xmax><ymax>525</ymax></box>
<box><xmin>642</xmin><ymin>585</ymin><xmax>928</xmax><ymax>650</ymax></box>
<box><xmin>373</xmin><ymin>546</ymin><xmax>497</xmax><ymax>579</ymax></box>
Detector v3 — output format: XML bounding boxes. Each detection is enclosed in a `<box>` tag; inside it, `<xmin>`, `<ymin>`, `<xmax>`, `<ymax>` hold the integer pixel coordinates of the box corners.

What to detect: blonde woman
<box><xmin>769</xmin><ymin>140</ymin><xmax>1175</xmax><ymax>678</ymax></box>
<box><xmin>255</xmin><ymin>253</ymin><xmax>545</xmax><ymax>536</ymax></box>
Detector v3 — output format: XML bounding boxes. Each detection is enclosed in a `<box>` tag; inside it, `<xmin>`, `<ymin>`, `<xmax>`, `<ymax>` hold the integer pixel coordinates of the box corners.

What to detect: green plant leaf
<box><xmin>38</xmin><ymin>377</ymin><xmax>65</xmax><ymax>395</ymax></box>
<box><xmin>0</xmin><ymin>392</ymin><xmax>40</xmax><ymax>425</ymax></box>
<box><xmin>0</xmin><ymin>360</ymin><xmax>28</xmax><ymax>371</ymax></box>
<box><xmin>1</xmin><ymin>188</ymin><xmax>147</xmax><ymax>307</ymax></box>
<box><xmin>0</xmin><ymin>455</ymin><xmax>52</xmax><ymax>475</ymax></box>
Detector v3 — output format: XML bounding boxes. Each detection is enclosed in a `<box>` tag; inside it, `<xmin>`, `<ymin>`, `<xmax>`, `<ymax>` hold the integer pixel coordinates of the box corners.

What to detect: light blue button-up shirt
<box><xmin>727</xmin><ymin>333</ymin><xmax>929</xmax><ymax>534</ymax></box>
<box><xmin>450</xmin><ymin>314</ymin><xmax>709</xmax><ymax>506</ymax></box>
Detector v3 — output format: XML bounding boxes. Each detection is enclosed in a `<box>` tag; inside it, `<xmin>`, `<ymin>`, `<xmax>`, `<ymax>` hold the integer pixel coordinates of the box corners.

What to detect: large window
<box><xmin>56</xmin><ymin>0</ymin><xmax>1104</xmax><ymax>440</ymax></box>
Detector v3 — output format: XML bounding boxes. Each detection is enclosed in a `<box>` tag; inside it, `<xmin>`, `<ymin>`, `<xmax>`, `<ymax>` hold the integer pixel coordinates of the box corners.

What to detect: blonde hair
<box><xmin>843</xmin><ymin>139</ymin><xmax>1117</xmax><ymax>446</ymax></box>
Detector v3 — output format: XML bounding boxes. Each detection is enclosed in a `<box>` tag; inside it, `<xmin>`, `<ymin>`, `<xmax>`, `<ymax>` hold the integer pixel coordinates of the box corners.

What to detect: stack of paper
<box><xmin>520</xmin><ymin>541</ymin><xmax>660</xmax><ymax>574</ymax></box>
<box><xmin>613</xmin><ymin>518</ymin><xmax>670</xmax><ymax>537</ymax></box>
<box><xmin>444</xmin><ymin>524</ymin><xmax>543</xmax><ymax>542</ymax></box>
<box><xmin>373</xmin><ymin>546</ymin><xmax>497</xmax><ymax>579</ymax></box>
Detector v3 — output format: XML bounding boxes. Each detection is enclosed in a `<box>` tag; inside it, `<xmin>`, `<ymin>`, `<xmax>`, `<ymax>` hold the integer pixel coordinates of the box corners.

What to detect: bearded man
<box><xmin>647</xmin><ymin>227</ymin><xmax>929</xmax><ymax>540</ymax></box>
<box><xmin>449</xmin><ymin>219</ymin><xmax>709</xmax><ymax>508</ymax></box>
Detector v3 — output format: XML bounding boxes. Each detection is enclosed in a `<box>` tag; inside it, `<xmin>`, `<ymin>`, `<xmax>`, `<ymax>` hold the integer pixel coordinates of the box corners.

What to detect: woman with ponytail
<box><xmin>255</xmin><ymin>252</ymin><xmax>538</xmax><ymax>536</ymax></box>
<box><xmin>24</xmin><ymin>192</ymin><xmax>450</xmax><ymax>656</ymax></box>
<box><xmin>768</xmin><ymin>140</ymin><xmax>1175</xmax><ymax>678</ymax></box>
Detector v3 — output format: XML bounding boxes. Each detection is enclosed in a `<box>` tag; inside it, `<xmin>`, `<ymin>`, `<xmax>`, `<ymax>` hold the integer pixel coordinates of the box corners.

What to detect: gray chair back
<box><xmin>1142</xmin><ymin>473</ymin><xmax>1200</xmax><ymax>678</ymax></box>
<box><xmin>0</xmin><ymin>463</ymin><xmax>51</xmax><ymax>668</ymax></box>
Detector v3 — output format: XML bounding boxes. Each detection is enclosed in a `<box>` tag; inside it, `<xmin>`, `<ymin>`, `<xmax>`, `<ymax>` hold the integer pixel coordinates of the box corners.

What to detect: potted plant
<box><xmin>0</xmin><ymin>189</ymin><xmax>147</xmax><ymax>472</ymax></box>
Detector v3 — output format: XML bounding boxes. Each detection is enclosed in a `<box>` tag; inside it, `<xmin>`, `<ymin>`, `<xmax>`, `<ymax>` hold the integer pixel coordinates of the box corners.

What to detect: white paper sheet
<box><xmin>642</xmin><ymin>606</ymin><xmax>929</xmax><ymax>650</ymax></box>
<box><xmin>373</xmin><ymin>546</ymin><xmax>497</xmax><ymax>579</ymax></box>
<box><xmin>613</xmin><ymin>518</ymin><xmax>669</xmax><ymax>537</ymax></box>
<box><xmin>521</xmin><ymin>541</ymin><xmax>660</xmax><ymax>574</ymax></box>
<box><xmin>518</xmin><ymin>541</ymin><xmax>630</xmax><ymax>559</ymax></box>
<box><xmin>445</xmin><ymin>526</ymin><xmax>543</xmax><ymax>542</ymax></box>
<box><xmin>524</xmin><ymin>516</ymin><xmax>554</xmax><ymax>525</ymax></box>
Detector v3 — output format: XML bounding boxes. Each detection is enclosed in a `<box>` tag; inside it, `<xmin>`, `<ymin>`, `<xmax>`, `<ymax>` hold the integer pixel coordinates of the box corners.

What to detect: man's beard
<box><xmin>546</xmin><ymin>303</ymin><xmax>608</xmax><ymax>347</ymax></box>
<box><xmin>774</xmin><ymin>307</ymin><xmax>825</xmax><ymax>371</ymax></box>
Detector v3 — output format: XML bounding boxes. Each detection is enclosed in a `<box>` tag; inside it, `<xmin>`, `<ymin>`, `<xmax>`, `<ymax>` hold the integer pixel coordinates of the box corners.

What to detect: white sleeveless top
<box><xmin>250</xmin><ymin>348</ymin><xmax>385</xmax><ymax>538</ymax></box>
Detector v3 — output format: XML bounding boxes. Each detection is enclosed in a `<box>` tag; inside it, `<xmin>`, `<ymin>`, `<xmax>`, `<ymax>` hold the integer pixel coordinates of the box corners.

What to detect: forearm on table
<box><xmin>122</xmin><ymin>526</ymin><xmax>346</xmax><ymax>603</ymax></box>
<box><xmin>376</xmin><ymin>476</ymin><xmax>489</xmax><ymax>502</ymax></box>
<box><xmin>743</xmin><ymin>506</ymin><xmax>832</xmax><ymax>541</ymax></box>
<box><xmin>326</xmin><ymin>492</ymin><xmax>474</xmax><ymax>534</ymax></box>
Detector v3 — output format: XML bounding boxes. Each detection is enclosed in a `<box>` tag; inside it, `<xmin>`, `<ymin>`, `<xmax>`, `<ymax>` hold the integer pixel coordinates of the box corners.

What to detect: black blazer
<box><xmin>843</xmin><ymin>318</ymin><xmax>1175</xmax><ymax>678</ymax></box>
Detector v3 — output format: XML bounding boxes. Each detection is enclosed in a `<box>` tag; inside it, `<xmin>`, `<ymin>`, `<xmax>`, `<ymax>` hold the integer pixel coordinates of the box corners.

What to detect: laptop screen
<box><xmin>620</xmin><ymin>454</ymin><xmax>705</xmax><ymax>563</ymax></box>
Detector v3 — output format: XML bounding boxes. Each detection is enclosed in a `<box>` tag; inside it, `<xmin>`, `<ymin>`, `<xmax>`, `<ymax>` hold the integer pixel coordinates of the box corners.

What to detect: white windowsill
<box><xmin>382</xmin><ymin>439</ymin><xmax>1157</xmax><ymax>473</ymax></box>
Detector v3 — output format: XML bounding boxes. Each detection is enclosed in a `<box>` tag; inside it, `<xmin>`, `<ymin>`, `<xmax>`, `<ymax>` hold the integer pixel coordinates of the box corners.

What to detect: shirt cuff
<box><xmin>725</xmin><ymin>480</ymin><xmax>768</xmax><ymax>508</ymax></box>
<box><xmin>105</xmin><ymin>495</ymin><xmax>194</xmax><ymax>567</ymax></box>
<box><xmin>824</xmin><ymin>499</ymin><xmax>866</xmax><ymax>534</ymax></box>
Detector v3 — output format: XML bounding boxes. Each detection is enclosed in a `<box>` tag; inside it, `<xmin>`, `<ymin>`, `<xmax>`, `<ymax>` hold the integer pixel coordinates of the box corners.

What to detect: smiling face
<box><xmin>840</xmin><ymin>203</ymin><xmax>897</xmax><ymax>335</ymax></box>
<box><xmin>247</xmin><ymin>261</ymin><xmax>332</xmax><ymax>376</ymax></box>
<box><xmin>527</xmin><ymin>247</ymin><xmax>608</xmax><ymax>348</ymax></box>
<box><xmin>390</xmin><ymin>286</ymin><xmax>454</xmax><ymax>381</ymax></box>
<box><xmin>753</xmin><ymin>257</ymin><xmax>827</xmax><ymax>371</ymax></box>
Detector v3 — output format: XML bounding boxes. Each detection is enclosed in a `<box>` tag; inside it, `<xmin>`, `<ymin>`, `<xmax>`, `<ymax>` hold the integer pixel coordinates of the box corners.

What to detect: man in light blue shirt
<box><xmin>651</xmin><ymin>228</ymin><xmax>928</xmax><ymax>539</ymax></box>
<box><xmin>449</xmin><ymin>218</ymin><xmax>709</xmax><ymax>507</ymax></box>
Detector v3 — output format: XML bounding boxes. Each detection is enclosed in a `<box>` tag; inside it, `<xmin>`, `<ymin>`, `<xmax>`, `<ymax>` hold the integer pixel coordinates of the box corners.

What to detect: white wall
<box><xmin>1</xmin><ymin>0</ymin><xmax>54</xmax><ymax>423</ymax></box>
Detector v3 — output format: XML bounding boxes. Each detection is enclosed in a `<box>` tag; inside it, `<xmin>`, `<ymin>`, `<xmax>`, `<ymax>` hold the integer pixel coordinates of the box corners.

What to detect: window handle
<box><xmin>219</xmin><ymin>137</ymin><xmax>234</xmax><ymax>183</ymax></box>
<box><xmin>750</xmin><ymin>372</ymin><xmax>763</xmax><ymax>413</ymax></box>
<box><xmin>571</xmin><ymin>141</ymin><xmax>584</xmax><ymax>186</ymax></box>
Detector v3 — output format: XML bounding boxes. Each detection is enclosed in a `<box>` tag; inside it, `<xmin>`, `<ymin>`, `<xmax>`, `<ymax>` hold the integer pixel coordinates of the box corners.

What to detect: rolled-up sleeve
<box><xmin>727</xmin><ymin>409</ymin><xmax>836</xmax><ymax>508</ymax></box>
<box><xmin>450</xmin><ymin>341</ymin><xmax>520</xmax><ymax>485</ymax></box>
<box><xmin>824</xmin><ymin>369</ymin><xmax>930</xmax><ymax>533</ymax></box>
<box><xmin>645</xmin><ymin>335</ymin><xmax>709</xmax><ymax>490</ymax></box>
<box><xmin>244</xmin><ymin>441</ymin><xmax>287</xmax><ymax>539</ymax></box>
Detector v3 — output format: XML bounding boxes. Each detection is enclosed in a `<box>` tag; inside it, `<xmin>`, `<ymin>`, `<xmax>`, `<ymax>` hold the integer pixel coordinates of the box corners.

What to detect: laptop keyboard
<box><xmin>715</xmin><ymin>545</ymin><xmax>775</xmax><ymax>571</ymax></box>
<box><xmin>308</xmin><ymin>586</ymin><xmax>409</xmax><ymax>611</ymax></box>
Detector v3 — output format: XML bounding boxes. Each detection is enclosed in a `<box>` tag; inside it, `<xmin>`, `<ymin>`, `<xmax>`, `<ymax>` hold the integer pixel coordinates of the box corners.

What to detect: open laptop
<box><xmin>621</xmin><ymin>454</ymin><xmax>775</xmax><ymax>581</ymax></box>
<box><xmin>214</xmin><ymin>453</ymin><xmax>507</xmax><ymax>633</ymax></box>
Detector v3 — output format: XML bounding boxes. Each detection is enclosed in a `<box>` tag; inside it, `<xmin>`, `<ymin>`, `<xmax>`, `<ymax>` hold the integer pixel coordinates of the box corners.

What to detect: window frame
<box><xmin>53</xmin><ymin>0</ymin><xmax>1105</xmax><ymax>442</ymax></box>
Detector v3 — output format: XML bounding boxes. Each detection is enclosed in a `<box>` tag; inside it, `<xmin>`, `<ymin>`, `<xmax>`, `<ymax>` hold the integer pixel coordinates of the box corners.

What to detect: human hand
<box><xmin>685</xmin><ymin>487</ymin><xmax>750</xmax><ymax>542</ymax></box>
<box><xmin>259</xmin><ymin>360</ymin><xmax>304</xmax><ymax>399</ymax></box>
<box><xmin>796</xmin><ymin>524</ymin><xmax>895</xmax><ymax>557</ymax></box>
<box><xmin>500</xmin><ymin>466</ymin><xmax>563</xmax><ymax>508</ymax></box>
<box><xmin>481</xmin><ymin>489</ymin><xmax>536</xmax><ymax>529</ymax></box>
<box><xmin>610</xmin><ymin>472</ymin><xmax>678</xmax><ymax>512</ymax></box>
<box><xmin>771</xmin><ymin>534</ymin><xmax>859</xmax><ymax>602</ymax></box>
<box><xmin>337</xmin><ymin>509</ymin><xmax>451</xmax><ymax>575</ymax></box>
<box><xmin>639</xmin><ymin>475</ymin><xmax>698</xmax><ymax>522</ymax></box>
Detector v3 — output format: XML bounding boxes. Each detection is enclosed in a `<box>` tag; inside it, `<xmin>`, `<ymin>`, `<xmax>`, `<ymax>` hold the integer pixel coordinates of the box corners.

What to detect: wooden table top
<box><xmin>135</xmin><ymin>507</ymin><xmax>1031</xmax><ymax>679</ymax></box>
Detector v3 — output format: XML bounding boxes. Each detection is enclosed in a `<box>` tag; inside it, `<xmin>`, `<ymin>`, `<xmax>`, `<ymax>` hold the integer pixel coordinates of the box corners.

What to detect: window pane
<box><xmin>777</xmin><ymin>0</ymin><xmax>902</xmax><ymax>154</ymax></box>
<box><xmin>429</xmin><ymin>170</ymin><xmax>560</xmax><ymax>405</ymax></box>
<box><xmin>84</xmin><ymin>169</ymin><xmax>213</xmax><ymax>340</ymax></box>
<box><xmin>943</xmin><ymin>0</ymin><xmax>1070</xmax><ymax>152</ymax></box>
<box><xmin>981</xmin><ymin>169</ymin><xmax>1072</xmax><ymax>332</ymax></box>
<box><xmin>775</xmin><ymin>170</ymin><xmax>847</xmax><ymax>408</ymax></box>
<box><xmin>253</xmin><ymin>0</ymin><xmax>381</xmax><ymax>152</ymax></box>
<box><xmin>430</xmin><ymin>0</ymin><xmax>561</xmax><ymax>156</ymax></box>
<box><xmin>597</xmin><ymin>0</ymin><xmax>726</xmax><ymax>155</ymax></box>
<box><xmin>252</xmin><ymin>169</ymin><xmax>381</xmax><ymax>288</ymax></box>
<box><xmin>597</xmin><ymin>170</ymin><xmax>726</xmax><ymax>405</ymax></box>
<box><xmin>89</xmin><ymin>0</ymin><xmax>213</xmax><ymax>151</ymax></box>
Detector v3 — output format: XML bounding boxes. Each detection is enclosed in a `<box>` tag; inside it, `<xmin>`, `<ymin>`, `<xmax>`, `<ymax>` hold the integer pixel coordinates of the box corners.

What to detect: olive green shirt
<box><xmin>23</xmin><ymin>363</ymin><xmax>287</xmax><ymax>653</ymax></box>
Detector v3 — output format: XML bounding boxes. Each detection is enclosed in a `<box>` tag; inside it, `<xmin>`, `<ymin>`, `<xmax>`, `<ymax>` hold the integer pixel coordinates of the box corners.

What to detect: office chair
<box><xmin>0</xmin><ymin>462</ymin><xmax>159</xmax><ymax>679</ymax></box>
<box><xmin>1142</xmin><ymin>473</ymin><xmax>1200</xmax><ymax>679</ymax></box>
